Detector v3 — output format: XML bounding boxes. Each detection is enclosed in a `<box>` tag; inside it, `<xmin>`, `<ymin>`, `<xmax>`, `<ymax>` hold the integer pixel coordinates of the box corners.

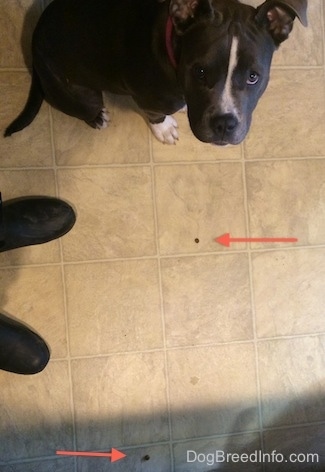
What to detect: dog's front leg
<box><xmin>149</xmin><ymin>115</ymin><xmax>179</xmax><ymax>145</ymax></box>
<box><xmin>134</xmin><ymin>100</ymin><xmax>182</xmax><ymax>145</ymax></box>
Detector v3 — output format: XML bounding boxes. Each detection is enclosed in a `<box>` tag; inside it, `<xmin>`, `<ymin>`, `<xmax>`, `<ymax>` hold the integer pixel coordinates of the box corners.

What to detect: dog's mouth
<box><xmin>192</xmin><ymin>127</ymin><xmax>247</xmax><ymax>146</ymax></box>
<box><xmin>188</xmin><ymin>111</ymin><xmax>250</xmax><ymax>146</ymax></box>
<box><xmin>211</xmin><ymin>140</ymin><xmax>231</xmax><ymax>146</ymax></box>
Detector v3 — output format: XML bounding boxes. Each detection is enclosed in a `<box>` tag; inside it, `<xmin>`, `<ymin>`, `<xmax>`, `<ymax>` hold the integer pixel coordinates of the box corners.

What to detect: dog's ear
<box><xmin>256</xmin><ymin>0</ymin><xmax>307</xmax><ymax>45</ymax></box>
<box><xmin>169</xmin><ymin>0</ymin><xmax>215</xmax><ymax>34</ymax></box>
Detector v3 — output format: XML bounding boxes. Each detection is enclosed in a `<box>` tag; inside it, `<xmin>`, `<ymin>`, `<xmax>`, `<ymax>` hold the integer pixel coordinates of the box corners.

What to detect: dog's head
<box><xmin>169</xmin><ymin>0</ymin><xmax>307</xmax><ymax>145</ymax></box>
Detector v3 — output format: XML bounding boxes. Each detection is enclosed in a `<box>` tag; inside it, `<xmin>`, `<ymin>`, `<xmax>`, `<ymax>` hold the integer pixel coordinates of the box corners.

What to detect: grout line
<box><xmin>261</xmin><ymin>419</ymin><xmax>325</xmax><ymax>432</ymax></box>
<box><xmin>271</xmin><ymin>65</ymin><xmax>324</xmax><ymax>70</ymax></box>
<box><xmin>1</xmin><ymin>155</ymin><xmax>325</xmax><ymax>173</ymax></box>
<box><xmin>322</xmin><ymin>0</ymin><xmax>325</xmax><ymax>74</ymax></box>
<box><xmin>6</xmin><ymin>418</ymin><xmax>325</xmax><ymax>466</ymax></box>
<box><xmin>47</xmin><ymin>330</ymin><xmax>325</xmax><ymax>364</ymax></box>
<box><xmin>0</xmin><ymin>68</ymin><xmax>30</xmax><ymax>73</ymax></box>
<box><xmin>58</xmin><ymin>251</ymin><xmax>78</xmax><ymax>472</ymax></box>
<box><xmin>149</xmin><ymin>130</ymin><xmax>175</xmax><ymax>471</ymax></box>
<box><xmin>0</xmin><ymin>243</ymin><xmax>324</xmax><ymax>271</ymax></box>
<box><xmin>241</xmin><ymin>155</ymin><xmax>266</xmax><ymax>471</ymax></box>
<box><xmin>50</xmin><ymin>105</ymin><xmax>78</xmax><ymax>472</ymax></box>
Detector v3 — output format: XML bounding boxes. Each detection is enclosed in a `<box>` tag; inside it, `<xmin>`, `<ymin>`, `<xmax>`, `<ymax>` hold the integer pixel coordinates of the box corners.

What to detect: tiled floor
<box><xmin>0</xmin><ymin>0</ymin><xmax>325</xmax><ymax>471</ymax></box>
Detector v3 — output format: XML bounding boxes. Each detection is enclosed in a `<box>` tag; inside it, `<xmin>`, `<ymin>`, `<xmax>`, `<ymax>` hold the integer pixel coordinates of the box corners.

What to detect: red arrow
<box><xmin>215</xmin><ymin>233</ymin><xmax>298</xmax><ymax>247</ymax></box>
<box><xmin>56</xmin><ymin>448</ymin><xmax>126</xmax><ymax>462</ymax></box>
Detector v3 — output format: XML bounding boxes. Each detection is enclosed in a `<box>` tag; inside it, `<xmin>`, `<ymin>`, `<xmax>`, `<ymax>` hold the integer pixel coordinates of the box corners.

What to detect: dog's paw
<box><xmin>178</xmin><ymin>104</ymin><xmax>188</xmax><ymax>114</ymax></box>
<box><xmin>150</xmin><ymin>115</ymin><xmax>179</xmax><ymax>144</ymax></box>
<box><xmin>87</xmin><ymin>108</ymin><xmax>110</xmax><ymax>130</ymax></box>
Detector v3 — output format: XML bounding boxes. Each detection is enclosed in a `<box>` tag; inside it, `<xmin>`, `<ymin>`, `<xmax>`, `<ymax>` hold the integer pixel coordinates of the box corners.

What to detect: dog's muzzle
<box><xmin>210</xmin><ymin>113</ymin><xmax>240</xmax><ymax>145</ymax></box>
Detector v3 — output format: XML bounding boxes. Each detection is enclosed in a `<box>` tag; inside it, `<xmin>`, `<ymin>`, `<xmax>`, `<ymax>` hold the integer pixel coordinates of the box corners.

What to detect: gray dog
<box><xmin>5</xmin><ymin>0</ymin><xmax>307</xmax><ymax>145</ymax></box>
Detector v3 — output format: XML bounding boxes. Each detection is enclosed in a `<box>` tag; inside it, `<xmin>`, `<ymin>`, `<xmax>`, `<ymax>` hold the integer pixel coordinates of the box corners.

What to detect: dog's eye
<box><xmin>193</xmin><ymin>66</ymin><xmax>206</xmax><ymax>82</ymax></box>
<box><xmin>247</xmin><ymin>72</ymin><xmax>259</xmax><ymax>85</ymax></box>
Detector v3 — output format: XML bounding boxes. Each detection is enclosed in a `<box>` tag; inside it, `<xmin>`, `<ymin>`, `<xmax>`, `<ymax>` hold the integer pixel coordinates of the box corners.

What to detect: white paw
<box><xmin>87</xmin><ymin>107</ymin><xmax>110</xmax><ymax>130</ymax></box>
<box><xmin>178</xmin><ymin>104</ymin><xmax>188</xmax><ymax>114</ymax></box>
<box><xmin>95</xmin><ymin>108</ymin><xmax>110</xmax><ymax>129</ymax></box>
<box><xmin>149</xmin><ymin>116</ymin><xmax>179</xmax><ymax>144</ymax></box>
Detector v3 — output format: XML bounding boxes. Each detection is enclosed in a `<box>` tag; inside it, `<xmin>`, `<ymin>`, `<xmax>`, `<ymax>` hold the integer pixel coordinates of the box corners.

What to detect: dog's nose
<box><xmin>211</xmin><ymin>113</ymin><xmax>238</xmax><ymax>135</ymax></box>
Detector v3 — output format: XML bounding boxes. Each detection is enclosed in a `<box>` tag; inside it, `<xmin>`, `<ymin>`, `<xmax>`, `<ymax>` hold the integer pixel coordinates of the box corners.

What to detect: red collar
<box><xmin>165</xmin><ymin>16</ymin><xmax>177</xmax><ymax>68</ymax></box>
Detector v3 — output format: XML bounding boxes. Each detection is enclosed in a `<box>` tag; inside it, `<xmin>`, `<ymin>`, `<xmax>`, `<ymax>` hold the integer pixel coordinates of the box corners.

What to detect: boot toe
<box><xmin>1</xmin><ymin>196</ymin><xmax>76</xmax><ymax>252</ymax></box>
<box><xmin>14</xmin><ymin>335</ymin><xmax>50</xmax><ymax>374</ymax></box>
<box><xmin>0</xmin><ymin>314</ymin><xmax>50</xmax><ymax>374</ymax></box>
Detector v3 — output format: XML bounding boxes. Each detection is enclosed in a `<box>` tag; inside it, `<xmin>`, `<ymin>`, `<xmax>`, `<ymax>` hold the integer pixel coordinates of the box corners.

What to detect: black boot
<box><xmin>0</xmin><ymin>193</ymin><xmax>76</xmax><ymax>252</ymax></box>
<box><xmin>0</xmin><ymin>313</ymin><xmax>50</xmax><ymax>374</ymax></box>
<box><xmin>0</xmin><ymin>193</ymin><xmax>76</xmax><ymax>374</ymax></box>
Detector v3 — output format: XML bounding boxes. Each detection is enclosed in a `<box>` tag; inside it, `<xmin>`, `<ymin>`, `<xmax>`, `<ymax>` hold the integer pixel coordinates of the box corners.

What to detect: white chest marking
<box><xmin>221</xmin><ymin>36</ymin><xmax>239</xmax><ymax>116</ymax></box>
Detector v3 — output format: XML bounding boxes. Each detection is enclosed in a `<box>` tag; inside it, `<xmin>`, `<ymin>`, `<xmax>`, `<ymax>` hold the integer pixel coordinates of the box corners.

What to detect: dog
<box><xmin>4</xmin><ymin>0</ymin><xmax>307</xmax><ymax>146</ymax></box>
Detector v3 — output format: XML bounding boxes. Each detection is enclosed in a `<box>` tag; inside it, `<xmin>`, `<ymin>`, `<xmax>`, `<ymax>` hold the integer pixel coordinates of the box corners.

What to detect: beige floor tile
<box><xmin>1</xmin><ymin>0</ymin><xmax>324</xmax><ymax>470</ymax></box>
<box><xmin>65</xmin><ymin>259</ymin><xmax>163</xmax><ymax>356</ymax></box>
<box><xmin>0</xmin><ymin>361</ymin><xmax>73</xmax><ymax>461</ymax></box>
<box><xmin>247</xmin><ymin>0</ymin><xmax>321</xmax><ymax>66</ymax></box>
<box><xmin>264</xmin><ymin>424</ymin><xmax>325</xmax><ymax>471</ymax></box>
<box><xmin>245</xmin><ymin>70</ymin><xmax>325</xmax><ymax>159</ymax></box>
<box><xmin>57</xmin><ymin>167</ymin><xmax>156</xmax><ymax>261</ymax></box>
<box><xmin>173</xmin><ymin>433</ymin><xmax>263</xmax><ymax>471</ymax></box>
<box><xmin>155</xmin><ymin>163</ymin><xmax>246</xmax><ymax>255</ymax></box>
<box><xmin>53</xmin><ymin>95</ymin><xmax>150</xmax><ymax>166</ymax></box>
<box><xmin>152</xmin><ymin>111</ymin><xmax>242</xmax><ymax>162</ymax></box>
<box><xmin>161</xmin><ymin>254</ymin><xmax>252</xmax><ymax>347</ymax></box>
<box><xmin>252</xmin><ymin>249</ymin><xmax>325</xmax><ymax>338</ymax></box>
<box><xmin>0</xmin><ymin>0</ymin><xmax>41</xmax><ymax>69</ymax></box>
<box><xmin>0</xmin><ymin>266</ymin><xmax>67</xmax><ymax>358</ymax></box>
<box><xmin>168</xmin><ymin>344</ymin><xmax>259</xmax><ymax>439</ymax></box>
<box><xmin>273</xmin><ymin>0</ymin><xmax>323</xmax><ymax>67</ymax></box>
<box><xmin>71</xmin><ymin>353</ymin><xmax>169</xmax><ymax>449</ymax></box>
<box><xmin>246</xmin><ymin>160</ymin><xmax>325</xmax><ymax>248</ymax></box>
<box><xmin>0</xmin><ymin>170</ymin><xmax>61</xmax><ymax>266</ymax></box>
<box><xmin>0</xmin><ymin>239</ymin><xmax>61</xmax><ymax>268</ymax></box>
<box><xmin>0</xmin><ymin>458</ymin><xmax>75</xmax><ymax>472</ymax></box>
<box><xmin>258</xmin><ymin>336</ymin><xmax>325</xmax><ymax>428</ymax></box>
<box><xmin>0</xmin><ymin>170</ymin><xmax>56</xmax><ymax>198</ymax></box>
<box><xmin>77</xmin><ymin>444</ymin><xmax>171</xmax><ymax>472</ymax></box>
<box><xmin>0</xmin><ymin>72</ymin><xmax>52</xmax><ymax>167</ymax></box>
